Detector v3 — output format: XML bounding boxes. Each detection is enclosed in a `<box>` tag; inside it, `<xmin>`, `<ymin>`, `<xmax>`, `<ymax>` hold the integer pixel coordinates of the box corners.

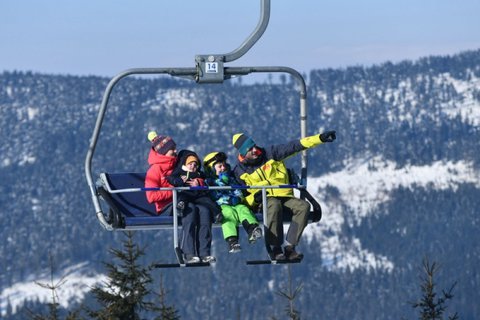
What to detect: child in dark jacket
<box><xmin>166</xmin><ymin>149</ymin><xmax>221</xmax><ymax>263</ymax></box>
<box><xmin>203</xmin><ymin>151</ymin><xmax>262</xmax><ymax>253</ymax></box>
<box><xmin>167</xmin><ymin>150</ymin><xmax>221</xmax><ymax>217</ymax></box>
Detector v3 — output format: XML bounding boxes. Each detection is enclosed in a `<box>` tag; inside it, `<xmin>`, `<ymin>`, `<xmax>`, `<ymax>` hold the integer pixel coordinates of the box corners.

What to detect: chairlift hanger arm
<box><xmin>196</xmin><ymin>0</ymin><xmax>270</xmax><ymax>64</ymax></box>
<box><xmin>224</xmin><ymin>0</ymin><xmax>270</xmax><ymax>63</ymax></box>
<box><xmin>194</xmin><ymin>0</ymin><xmax>270</xmax><ymax>83</ymax></box>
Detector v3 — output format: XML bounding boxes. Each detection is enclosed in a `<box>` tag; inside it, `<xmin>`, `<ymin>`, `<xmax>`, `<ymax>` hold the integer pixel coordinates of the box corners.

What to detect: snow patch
<box><xmin>148</xmin><ymin>89</ymin><xmax>200</xmax><ymax>115</ymax></box>
<box><xmin>27</xmin><ymin>107</ymin><xmax>39</xmax><ymax>120</ymax></box>
<box><xmin>18</xmin><ymin>154</ymin><xmax>36</xmax><ymax>166</ymax></box>
<box><xmin>176</xmin><ymin>122</ymin><xmax>189</xmax><ymax>130</ymax></box>
<box><xmin>268</xmin><ymin>280</ymin><xmax>275</xmax><ymax>291</ymax></box>
<box><xmin>438</xmin><ymin>72</ymin><xmax>480</xmax><ymax>126</ymax></box>
<box><xmin>1</xmin><ymin>158</ymin><xmax>11</xmax><ymax>167</ymax></box>
<box><xmin>0</xmin><ymin>262</ymin><xmax>106</xmax><ymax>316</ymax></box>
<box><xmin>6</xmin><ymin>86</ymin><xmax>13</xmax><ymax>97</ymax></box>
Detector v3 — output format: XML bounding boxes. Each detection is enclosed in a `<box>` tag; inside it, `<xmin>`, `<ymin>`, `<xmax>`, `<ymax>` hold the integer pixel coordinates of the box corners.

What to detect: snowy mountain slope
<box><xmin>303</xmin><ymin>157</ymin><xmax>480</xmax><ymax>272</ymax></box>
<box><xmin>1</xmin><ymin>49</ymin><xmax>480</xmax><ymax>319</ymax></box>
<box><xmin>313</xmin><ymin>70</ymin><xmax>480</xmax><ymax>129</ymax></box>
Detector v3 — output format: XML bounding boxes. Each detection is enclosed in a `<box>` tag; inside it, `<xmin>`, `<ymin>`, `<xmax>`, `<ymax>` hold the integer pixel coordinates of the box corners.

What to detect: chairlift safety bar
<box><xmin>102</xmin><ymin>184</ymin><xmax>306</xmax><ymax>194</ymax></box>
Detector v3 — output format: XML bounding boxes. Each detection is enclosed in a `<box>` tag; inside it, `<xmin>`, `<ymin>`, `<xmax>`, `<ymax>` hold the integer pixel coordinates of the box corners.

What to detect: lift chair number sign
<box><xmin>206</xmin><ymin>62</ymin><xmax>218</xmax><ymax>73</ymax></box>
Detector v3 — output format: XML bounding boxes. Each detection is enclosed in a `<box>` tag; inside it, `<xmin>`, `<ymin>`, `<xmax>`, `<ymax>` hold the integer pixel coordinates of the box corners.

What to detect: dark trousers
<box><xmin>266</xmin><ymin>197</ymin><xmax>310</xmax><ymax>248</ymax></box>
<box><xmin>181</xmin><ymin>202</ymin><xmax>213</xmax><ymax>258</ymax></box>
<box><xmin>177</xmin><ymin>193</ymin><xmax>221</xmax><ymax>216</ymax></box>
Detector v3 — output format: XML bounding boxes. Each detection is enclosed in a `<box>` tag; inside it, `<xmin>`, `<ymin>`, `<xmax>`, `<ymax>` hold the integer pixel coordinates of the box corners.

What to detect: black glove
<box><xmin>254</xmin><ymin>192</ymin><xmax>262</xmax><ymax>204</ymax></box>
<box><xmin>320</xmin><ymin>131</ymin><xmax>336</xmax><ymax>143</ymax></box>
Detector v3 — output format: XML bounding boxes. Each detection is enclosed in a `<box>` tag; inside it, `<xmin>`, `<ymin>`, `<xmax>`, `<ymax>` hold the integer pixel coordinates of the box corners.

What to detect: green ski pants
<box><xmin>220</xmin><ymin>204</ymin><xmax>258</xmax><ymax>239</ymax></box>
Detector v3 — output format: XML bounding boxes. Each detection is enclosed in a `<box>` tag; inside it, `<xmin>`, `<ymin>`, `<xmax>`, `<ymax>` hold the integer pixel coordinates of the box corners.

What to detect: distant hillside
<box><xmin>0</xmin><ymin>49</ymin><xmax>479</xmax><ymax>319</ymax></box>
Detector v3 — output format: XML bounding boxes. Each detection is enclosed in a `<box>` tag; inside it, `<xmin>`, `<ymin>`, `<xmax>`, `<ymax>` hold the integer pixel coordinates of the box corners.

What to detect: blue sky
<box><xmin>1</xmin><ymin>0</ymin><xmax>479</xmax><ymax>78</ymax></box>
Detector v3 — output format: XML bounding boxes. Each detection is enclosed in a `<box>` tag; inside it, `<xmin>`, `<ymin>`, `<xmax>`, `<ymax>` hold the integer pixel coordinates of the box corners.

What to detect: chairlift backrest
<box><xmin>97</xmin><ymin>173</ymin><xmax>173</xmax><ymax>229</ymax></box>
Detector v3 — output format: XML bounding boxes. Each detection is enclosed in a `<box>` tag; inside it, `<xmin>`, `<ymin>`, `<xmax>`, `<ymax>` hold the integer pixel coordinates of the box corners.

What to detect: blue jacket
<box><xmin>206</xmin><ymin>170</ymin><xmax>244</xmax><ymax>206</ymax></box>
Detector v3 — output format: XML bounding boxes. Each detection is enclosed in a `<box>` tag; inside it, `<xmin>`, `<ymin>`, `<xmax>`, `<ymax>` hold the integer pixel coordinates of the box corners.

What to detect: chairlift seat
<box><xmin>97</xmin><ymin>172</ymin><xmax>321</xmax><ymax>230</ymax></box>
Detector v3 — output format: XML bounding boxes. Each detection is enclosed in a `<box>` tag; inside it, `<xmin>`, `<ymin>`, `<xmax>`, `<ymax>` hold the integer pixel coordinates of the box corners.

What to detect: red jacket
<box><xmin>145</xmin><ymin>149</ymin><xmax>177</xmax><ymax>213</ymax></box>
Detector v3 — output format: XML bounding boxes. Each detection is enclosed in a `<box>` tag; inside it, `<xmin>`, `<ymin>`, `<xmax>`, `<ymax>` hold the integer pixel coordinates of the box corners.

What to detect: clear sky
<box><xmin>1</xmin><ymin>0</ymin><xmax>480</xmax><ymax>78</ymax></box>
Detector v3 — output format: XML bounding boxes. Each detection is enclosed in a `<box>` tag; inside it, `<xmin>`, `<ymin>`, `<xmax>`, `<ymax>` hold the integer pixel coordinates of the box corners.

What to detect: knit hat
<box><xmin>232</xmin><ymin>133</ymin><xmax>256</xmax><ymax>156</ymax></box>
<box><xmin>148</xmin><ymin>131</ymin><xmax>176</xmax><ymax>155</ymax></box>
<box><xmin>185</xmin><ymin>155</ymin><xmax>199</xmax><ymax>165</ymax></box>
<box><xmin>203</xmin><ymin>152</ymin><xmax>227</xmax><ymax>168</ymax></box>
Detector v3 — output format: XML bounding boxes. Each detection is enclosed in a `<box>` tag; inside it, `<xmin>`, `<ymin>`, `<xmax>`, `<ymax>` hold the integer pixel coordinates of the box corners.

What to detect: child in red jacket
<box><xmin>145</xmin><ymin>132</ymin><xmax>216</xmax><ymax>264</ymax></box>
<box><xmin>145</xmin><ymin>131</ymin><xmax>177</xmax><ymax>214</ymax></box>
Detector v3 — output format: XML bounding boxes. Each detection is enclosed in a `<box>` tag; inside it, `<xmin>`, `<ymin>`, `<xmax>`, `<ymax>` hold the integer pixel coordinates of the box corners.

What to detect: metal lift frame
<box><xmin>85</xmin><ymin>0</ymin><xmax>316</xmax><ymax>267</ymax></box>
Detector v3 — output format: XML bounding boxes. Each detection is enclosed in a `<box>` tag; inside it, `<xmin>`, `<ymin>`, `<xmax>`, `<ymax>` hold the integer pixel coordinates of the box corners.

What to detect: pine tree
<box><xmin>275</xmin><ymin>265</ymin><xmax>303</xmax><ymax>320</ymax></box>
<box><xmin>25</xmin><ymin>254</ymin><xmax>81</xmax><ymax>320</ymax></box>
<box><xmin>411</xmin><ymin>257</ymin><xmax>458</xmax><ymax>320</ymax></box>
<box><xmin>151</xmin><ymin>275</ymin><xmax>180</xmax><ymax>320</ymax></box>
<box><xmin>5</xmin><ymin>297</ymin><xmax>13</xmax><ymax>318</ymax></box>
<box><xmin>88</xmin><ymin>231</ymin><xmax>155</xmax><ymax>320</ymax></box>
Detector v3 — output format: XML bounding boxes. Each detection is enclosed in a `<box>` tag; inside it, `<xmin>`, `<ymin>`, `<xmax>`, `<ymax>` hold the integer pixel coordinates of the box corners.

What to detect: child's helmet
<box><xmin>203</xmin><ymin>152</ymin><xmax>227</xmax><ymax>169</ymax></box>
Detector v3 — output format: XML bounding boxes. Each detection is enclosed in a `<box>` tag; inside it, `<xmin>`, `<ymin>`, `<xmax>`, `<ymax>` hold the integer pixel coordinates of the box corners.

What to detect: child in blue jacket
<box><xmin>203</xmin><ymin>151</ymin><xmax>262</xmax><ymax>253</ymax></box>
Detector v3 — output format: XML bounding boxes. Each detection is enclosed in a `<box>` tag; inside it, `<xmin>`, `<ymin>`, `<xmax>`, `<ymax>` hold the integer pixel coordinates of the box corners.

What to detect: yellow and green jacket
<box><xmin>232</xmin><ymin>134</ymin><xmax>323</xmax><ymax>207</ymax></box>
